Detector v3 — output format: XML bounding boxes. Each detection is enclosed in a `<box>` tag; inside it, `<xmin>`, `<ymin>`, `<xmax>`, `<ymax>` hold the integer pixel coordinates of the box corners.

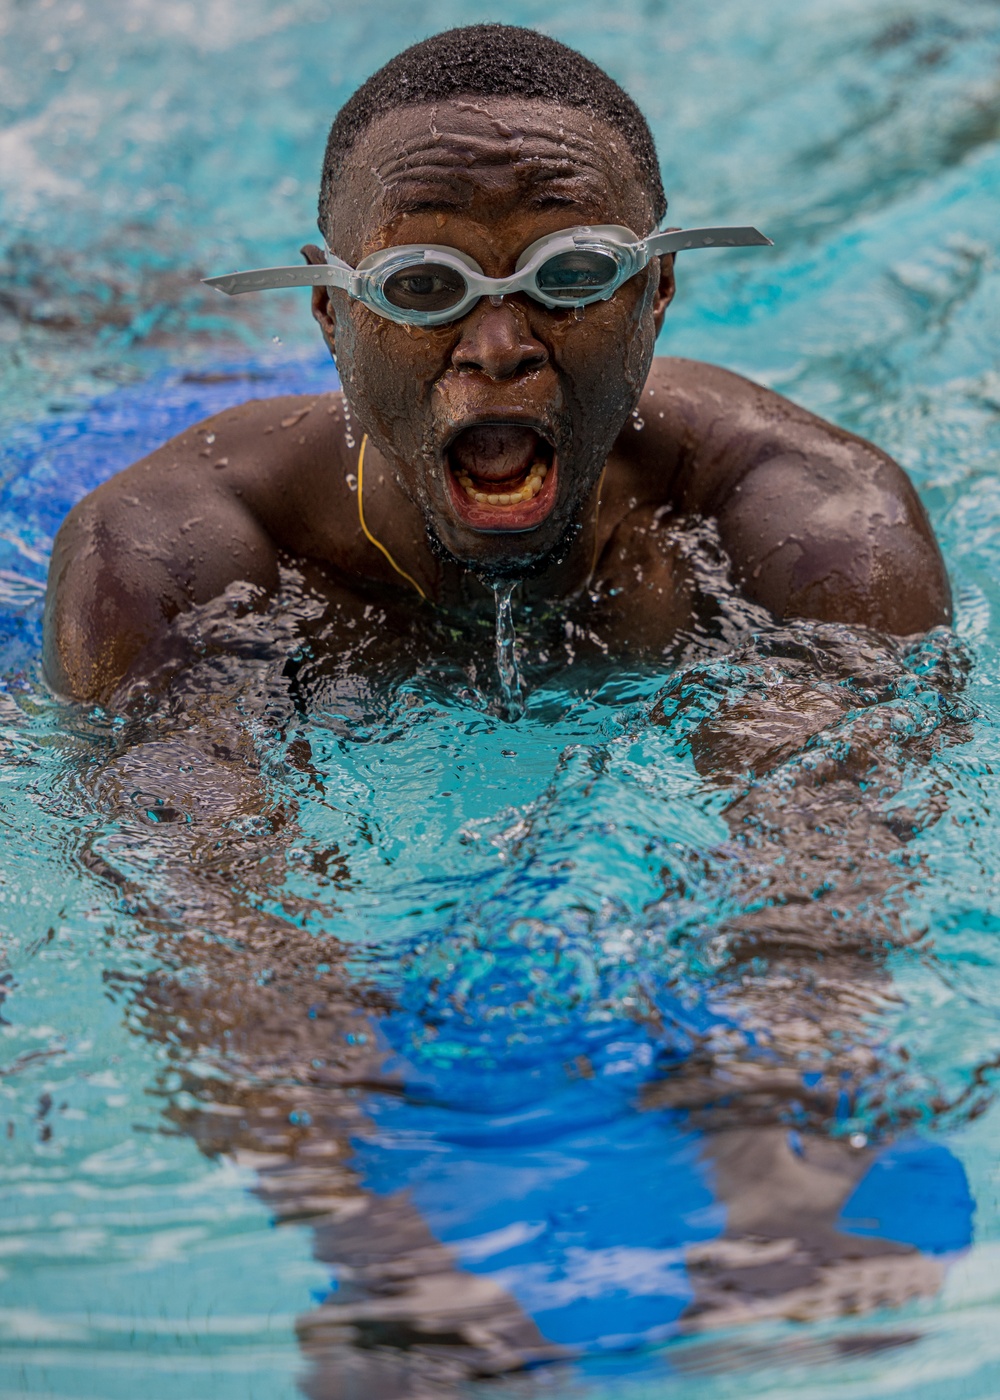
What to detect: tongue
<box><xmin>450</xmin><ymin>425</ymin><xmax>540</xmax><ymax>483</ymax></box>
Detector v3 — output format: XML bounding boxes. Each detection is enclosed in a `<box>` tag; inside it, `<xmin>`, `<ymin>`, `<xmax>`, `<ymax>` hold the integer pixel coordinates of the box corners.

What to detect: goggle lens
<box><xmin>382</xmin><ymin>262</ymin><xmax>468</xmax><ymax>312</ymax></box>
<box><xmin>534</xmin><ymin>249</ymin><xmax>621</xmax><ymax>300</ymax></box>
<box><xmin>380</xmin><ymin>245</ymin><xmax>624</xmax><ymax>317</ymax></box>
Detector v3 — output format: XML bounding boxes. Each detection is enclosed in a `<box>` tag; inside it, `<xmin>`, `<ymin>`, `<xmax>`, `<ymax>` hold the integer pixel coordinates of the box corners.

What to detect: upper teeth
<box><xmin>456</xmin><ymin>461</ymin><xmax>548</xmax><ymax>505</ymax></box>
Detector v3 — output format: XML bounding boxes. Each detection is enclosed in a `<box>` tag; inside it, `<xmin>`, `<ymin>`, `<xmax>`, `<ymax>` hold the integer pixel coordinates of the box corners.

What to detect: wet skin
<box><xmin>43</xmin><ymin>97</ymin><xmax>952</xmax><ymax>702</ymax></box>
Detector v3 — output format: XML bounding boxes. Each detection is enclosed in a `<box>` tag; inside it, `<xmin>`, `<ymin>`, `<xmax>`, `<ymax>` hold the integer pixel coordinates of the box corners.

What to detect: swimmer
<box><xmin>43</xmin><ymin>24</ymin><xmax>951</xmax><ymax>702</ymax></box>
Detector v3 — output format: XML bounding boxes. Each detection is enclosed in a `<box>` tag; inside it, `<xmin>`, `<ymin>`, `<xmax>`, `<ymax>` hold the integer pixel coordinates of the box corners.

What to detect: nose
<box><xmin>450</xmin><ymin>298</ymin><xmax>549</xmax><ymax>380</ymax></box>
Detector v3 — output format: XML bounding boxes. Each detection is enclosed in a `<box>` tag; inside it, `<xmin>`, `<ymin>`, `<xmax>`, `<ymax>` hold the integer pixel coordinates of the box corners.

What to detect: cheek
<box><xmin>553</xmin><ymin>286</ymin><xmax>656</xmax><ymax>426</ymax></box>
<box><xmin>335</xmin><ymin>308</ymin><xmax>448</xmax><ymax>435</ymax></box>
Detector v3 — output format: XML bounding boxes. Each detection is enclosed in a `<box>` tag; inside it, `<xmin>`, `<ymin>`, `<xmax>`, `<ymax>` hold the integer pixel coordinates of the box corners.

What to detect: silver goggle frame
<box><xmin>203</xmin><ymin>223</ymin><xmax>771</xmax><ymax>327</ymax></box>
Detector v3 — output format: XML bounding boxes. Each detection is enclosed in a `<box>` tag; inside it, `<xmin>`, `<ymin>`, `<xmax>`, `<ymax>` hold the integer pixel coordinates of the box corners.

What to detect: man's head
<box><xmin>307</xmin><ymin>25</ymin><xmax>674</xmax><ymax>580</ymax></box>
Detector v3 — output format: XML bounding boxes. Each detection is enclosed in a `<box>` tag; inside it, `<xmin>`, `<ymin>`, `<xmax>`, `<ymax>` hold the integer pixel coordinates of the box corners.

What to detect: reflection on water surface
<box><xmin>0</xmin><ymin>527</ymin><xmax>988</xmax><ymax>1395</ymax></box>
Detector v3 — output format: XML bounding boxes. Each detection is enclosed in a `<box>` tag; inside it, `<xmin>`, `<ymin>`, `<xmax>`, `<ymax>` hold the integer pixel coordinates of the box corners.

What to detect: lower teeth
<box><xmin>457</xmin><ymin>461</ymin><xmax>548</xmax><ymax>506</ymax></box>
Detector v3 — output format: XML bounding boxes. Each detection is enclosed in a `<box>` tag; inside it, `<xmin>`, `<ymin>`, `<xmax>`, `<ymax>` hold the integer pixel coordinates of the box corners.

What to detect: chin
<box><xmin>426</xmin><ymin>513</ymin><xmax>581</xmax><ymax>585</ymax></box>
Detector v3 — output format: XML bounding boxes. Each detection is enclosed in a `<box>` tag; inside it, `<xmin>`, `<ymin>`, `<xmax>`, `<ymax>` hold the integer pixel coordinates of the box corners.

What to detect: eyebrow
<box><xmin>377</xmin><ymin>178</ymin><xmax>475</xmax><ymax>217</ymax></box>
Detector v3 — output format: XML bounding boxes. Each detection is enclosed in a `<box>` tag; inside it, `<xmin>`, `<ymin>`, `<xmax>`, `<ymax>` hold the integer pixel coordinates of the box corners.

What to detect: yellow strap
<box><xmin>356</xmin><ymin>433</ymin><xmax>429</xmax><ymax>602</ymax></box>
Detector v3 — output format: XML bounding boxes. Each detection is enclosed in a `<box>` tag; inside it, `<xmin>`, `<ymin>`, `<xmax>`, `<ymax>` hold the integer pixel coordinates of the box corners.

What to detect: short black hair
<box><xmin>319</xmin><ymin>24</ymin><xmax>666</xmax><ymax>236</ymax></box>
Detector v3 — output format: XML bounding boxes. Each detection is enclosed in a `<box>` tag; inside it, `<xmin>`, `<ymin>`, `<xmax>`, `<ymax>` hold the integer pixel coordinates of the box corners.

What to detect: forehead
<box><xmin>330</xmin><ymin>96</ymin><xmax>652</xmax><ymax>254</ymax></box>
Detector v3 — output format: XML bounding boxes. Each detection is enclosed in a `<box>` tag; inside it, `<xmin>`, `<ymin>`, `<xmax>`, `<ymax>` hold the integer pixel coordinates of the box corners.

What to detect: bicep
<box><xmin>716</xmin><ymin>451</ymin><xmax>952</xmax><ymax>635</ymax></box>
<box><xmin>44</xmin><ymin>480</ymin><xmax>280</xmax><ymax>702</ymax></box>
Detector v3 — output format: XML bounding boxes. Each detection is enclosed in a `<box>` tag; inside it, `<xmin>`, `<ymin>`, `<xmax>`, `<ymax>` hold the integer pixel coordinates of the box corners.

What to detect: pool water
<box><xmin>3</xmin><ymin>1</ymin><xmax>1000</xmax><ymax>1396</ymax></box>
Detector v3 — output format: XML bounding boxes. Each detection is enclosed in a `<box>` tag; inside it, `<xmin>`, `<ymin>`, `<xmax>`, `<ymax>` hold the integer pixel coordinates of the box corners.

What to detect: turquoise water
<box><xmin>3</xmin><ymin>0</ymin><xmax>1000</xmax><ymax>1395</ymax></box>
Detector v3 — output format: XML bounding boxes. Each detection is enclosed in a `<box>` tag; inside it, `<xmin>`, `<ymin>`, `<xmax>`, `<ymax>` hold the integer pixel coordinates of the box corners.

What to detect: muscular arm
<box><xmin>43</xmin><ymin>394</ymin><xmax>356</xmax><ymax>702</ymax></box>
<box><xmin>641</xmin><ymin>359</ymin><xmax>952</xmax><ymax>634</ymax></box>
<box><xmin>43</xmin><ymin>458</ymin><xmax>280</xmax><ymax>701</ymax></box>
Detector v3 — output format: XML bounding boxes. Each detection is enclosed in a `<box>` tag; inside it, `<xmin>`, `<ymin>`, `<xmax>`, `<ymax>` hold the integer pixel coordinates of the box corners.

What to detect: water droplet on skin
<box><xmin>572</xmin><ymin>306</ymin><xmax>585</xmax><ymax>322</ymax></box>
<box><xmin>205</xmin><ymin>433</ymin><xmax>215</xmax><ymax>444</ymax></box>
<box><xmin>345</xmin><ymin>473</ymin><xmax>357</xmax><ymax>491</ymax></box>
<box><xmin>342</xmin><ymin>400</ymin><xmax>356</xmax><ymax>450</ymax></box>
<box><xmin>632</xmin><ymin>415</ymin><xmax>645</xmax><ymax>430</ymax></box>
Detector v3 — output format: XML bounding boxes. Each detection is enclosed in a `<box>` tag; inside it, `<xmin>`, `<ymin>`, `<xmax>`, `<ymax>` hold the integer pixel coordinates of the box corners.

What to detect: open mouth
<box><xmin>445</xmin><ymin>423</ymin><xmax>558</xmax><ymax>533</ymax></box>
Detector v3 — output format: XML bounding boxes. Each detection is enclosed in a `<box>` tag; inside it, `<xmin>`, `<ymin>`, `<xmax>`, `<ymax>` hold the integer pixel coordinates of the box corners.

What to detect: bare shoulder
<box><xmin>640</xmin><ymin>357</ymin><xmax>893</xmax><ymax>502</ymax></box>
<box><xmin>627</xmin><ymin>358</ymin><xmax>951</xmax><ymax>635</ymax></box>
<box><xmin>43</xmin><ymin>390</ymin><xmax>354</xmax><ymax>701</ymax></box>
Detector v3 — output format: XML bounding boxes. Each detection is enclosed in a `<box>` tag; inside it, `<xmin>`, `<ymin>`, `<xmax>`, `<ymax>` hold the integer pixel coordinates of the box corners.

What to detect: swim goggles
<box><xmin>203</xmin><ymin>223</ymin><xmax>771</xmax><ymax>328</ymax></box>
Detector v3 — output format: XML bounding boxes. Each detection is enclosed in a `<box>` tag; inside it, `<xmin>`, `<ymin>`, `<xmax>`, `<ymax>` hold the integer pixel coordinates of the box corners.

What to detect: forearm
<box><xmin>647</xmin><ymin>625</ymin><xmax>966</xmax><ymax>1128</ymax></box>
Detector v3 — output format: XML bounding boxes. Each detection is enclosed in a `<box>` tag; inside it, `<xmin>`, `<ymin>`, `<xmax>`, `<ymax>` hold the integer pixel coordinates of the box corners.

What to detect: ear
<box><xmin>301</xmin><ymin>243</ymin><xmax>337</xmax><ymax>353</ymax></box>
<box><xmin>652</xmin><ymin>252</ymin><xmax>676</xmax><ymax>337</ymax></box>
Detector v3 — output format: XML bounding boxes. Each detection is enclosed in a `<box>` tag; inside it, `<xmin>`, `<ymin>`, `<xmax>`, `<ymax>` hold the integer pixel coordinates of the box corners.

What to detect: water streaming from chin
<box><xmin>493</xmin><ymin>579</ymin><xmax>525</xmax><ymax>721</ymax></box>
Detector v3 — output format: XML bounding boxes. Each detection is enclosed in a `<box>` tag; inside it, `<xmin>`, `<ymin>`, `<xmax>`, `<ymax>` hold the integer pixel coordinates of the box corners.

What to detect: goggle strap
<box><xmin>645</xmin><ymin>225</ymin><xmax>773</xmax><ymax>257</ymax></box>
<box><xmin>202</xmin><ymin>259</ymin><xmax>355</xmax><ymax>296</ymax></box>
